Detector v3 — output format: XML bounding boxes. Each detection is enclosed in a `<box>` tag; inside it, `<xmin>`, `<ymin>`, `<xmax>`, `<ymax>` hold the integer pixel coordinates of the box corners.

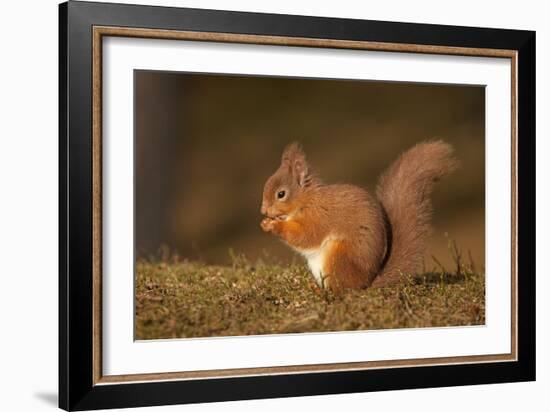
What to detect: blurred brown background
<box><xmin>135</xmin><ymin>71</ymin><xmax>485</xmax><ymax>271</ymax></box>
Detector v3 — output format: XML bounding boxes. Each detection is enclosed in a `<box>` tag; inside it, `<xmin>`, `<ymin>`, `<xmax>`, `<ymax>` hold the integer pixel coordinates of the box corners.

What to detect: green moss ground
<box><xmin>135</xmin><ymin>250</ymin><xmax>485</xmax><ymax>340</ymax></box>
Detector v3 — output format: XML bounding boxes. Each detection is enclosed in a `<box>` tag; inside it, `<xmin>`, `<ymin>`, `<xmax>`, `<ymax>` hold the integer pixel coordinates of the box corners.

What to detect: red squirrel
<box><xmin>260</xmin><ymin>141</ymin><xmax>458</xmax><ymax>292</ymax></box>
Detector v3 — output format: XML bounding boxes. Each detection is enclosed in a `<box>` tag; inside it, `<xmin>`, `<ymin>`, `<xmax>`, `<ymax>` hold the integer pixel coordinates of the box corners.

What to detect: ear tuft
<box><xmin>281</xmin><ymin>142</ymin><xmax>310</xmax><ymax>187</ymax></box>
<box><xmin>281</xmin><ymin>142</ymin><xmax>305</xmax><ymax>165</ymax></box>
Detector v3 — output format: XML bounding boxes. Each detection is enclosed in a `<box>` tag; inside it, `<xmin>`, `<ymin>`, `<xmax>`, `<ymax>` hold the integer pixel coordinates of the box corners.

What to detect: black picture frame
<box><xmin>59</xmin><ymin>1</ymin><xmax>536</xmax><ymax>410</ymax></box>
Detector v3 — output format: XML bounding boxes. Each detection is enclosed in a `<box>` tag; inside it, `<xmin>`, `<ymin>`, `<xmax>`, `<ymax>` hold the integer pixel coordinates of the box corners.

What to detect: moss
<box><xmin>135</xmin><ymin>252</ymin><xmax>485</xmax><ymax>340</ymax></box>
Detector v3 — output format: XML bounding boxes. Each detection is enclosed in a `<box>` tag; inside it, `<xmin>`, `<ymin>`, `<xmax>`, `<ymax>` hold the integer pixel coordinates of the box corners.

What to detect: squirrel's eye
<box><xmin>277</xmin><ymin>190</ymin><xmax>286</xmax><ymax>199</ymax></box>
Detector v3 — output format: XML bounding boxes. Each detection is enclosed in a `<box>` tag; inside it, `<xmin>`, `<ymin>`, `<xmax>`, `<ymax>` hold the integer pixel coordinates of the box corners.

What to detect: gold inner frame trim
<box><xmin>92</xmin><ymin>25</ymin><xmax>518</xmax><ymax>386</ymax></box>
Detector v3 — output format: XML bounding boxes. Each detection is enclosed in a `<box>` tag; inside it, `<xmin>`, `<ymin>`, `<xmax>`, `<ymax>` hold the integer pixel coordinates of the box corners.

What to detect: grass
<box><xmin>135</xmin><ymin>245</ymin><xmax>485</xmax><ymax>340</ymax></box>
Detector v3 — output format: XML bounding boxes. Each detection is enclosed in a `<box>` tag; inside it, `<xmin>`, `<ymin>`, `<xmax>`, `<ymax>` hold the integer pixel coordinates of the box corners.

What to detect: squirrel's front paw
<box><xmin>261</xmin><ymin>217</ymin><xmax>276</xmax><ymax>232</ymax></box>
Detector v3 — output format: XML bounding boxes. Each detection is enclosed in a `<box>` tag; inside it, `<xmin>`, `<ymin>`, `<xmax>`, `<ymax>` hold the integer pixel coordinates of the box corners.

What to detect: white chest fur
<box><xmin>301</xmin><ymin>249</ymin><xmax>325</xmax><ymax>287</ymax></box>
<box><xmin>297</xmin><ymin>237</ymin><xmax>335</xmax><ymax>288</ymax></box>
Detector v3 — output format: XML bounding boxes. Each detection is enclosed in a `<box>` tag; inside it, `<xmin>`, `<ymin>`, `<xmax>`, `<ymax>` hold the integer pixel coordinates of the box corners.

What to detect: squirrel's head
<box><xmin>261</xmin><ymin>142</ymin><xmax>316</xmax><ymax>219</ymax></box>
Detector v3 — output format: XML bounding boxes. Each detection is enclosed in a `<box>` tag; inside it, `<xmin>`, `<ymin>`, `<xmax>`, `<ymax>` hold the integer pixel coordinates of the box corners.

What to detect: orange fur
<box><xmin>261</xmin><ymin>141</ymin><xmax>457</xmax><ymax>292</ymax></box>
<box><xmin>261</xmin><ymin>217</ymin><xmax>323</xmax><ymax>250</ymax></box>
<box><xmin>322</xmin><ymin>240</ymin><xmax>373</xmax><ymax>292</ymax></box>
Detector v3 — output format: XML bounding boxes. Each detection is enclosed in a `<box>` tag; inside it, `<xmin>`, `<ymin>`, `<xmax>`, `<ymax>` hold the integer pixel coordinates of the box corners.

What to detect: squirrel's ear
<box><xmin>281</xmin><ymin>142</ymin><xmax>310</xmax><ymax>187</ymax></box>
<box><xmin>293</xmin><ymin>157</ymin><xmax>310</xmax><ymax>187</ymax></box>
<box><xmin>281</xmin><ymin>142</ymin><xmax>302</xmax><ymax>165</ymax></box>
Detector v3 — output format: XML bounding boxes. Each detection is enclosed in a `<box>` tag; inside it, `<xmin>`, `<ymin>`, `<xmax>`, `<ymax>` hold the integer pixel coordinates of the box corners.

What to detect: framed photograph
<box><xmin>59</xmin><ymin>1</ymin><xmax>535</xmax><ymax>410</ymax></box>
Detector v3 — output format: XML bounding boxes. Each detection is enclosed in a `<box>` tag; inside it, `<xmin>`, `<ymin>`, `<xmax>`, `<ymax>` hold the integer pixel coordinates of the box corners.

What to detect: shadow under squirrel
<box><xmin>261</xmin><ymin>141</ymin><xmax>458</xmax><ymax>292</ymax></box>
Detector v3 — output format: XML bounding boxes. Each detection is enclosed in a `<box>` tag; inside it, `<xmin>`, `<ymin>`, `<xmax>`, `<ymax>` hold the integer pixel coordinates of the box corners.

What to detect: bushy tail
<box><xmin>372</xmin><ymin>141</ymin><xmax>458</xmax><ymax>287</ymax></box>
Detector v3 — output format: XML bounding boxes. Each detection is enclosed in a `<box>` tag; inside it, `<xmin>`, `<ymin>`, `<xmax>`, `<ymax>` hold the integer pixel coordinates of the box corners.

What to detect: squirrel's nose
<box><xmin>261</xmin><ymin>204</ymin><xmax>267</xmax><ymax>216</ymax></box>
